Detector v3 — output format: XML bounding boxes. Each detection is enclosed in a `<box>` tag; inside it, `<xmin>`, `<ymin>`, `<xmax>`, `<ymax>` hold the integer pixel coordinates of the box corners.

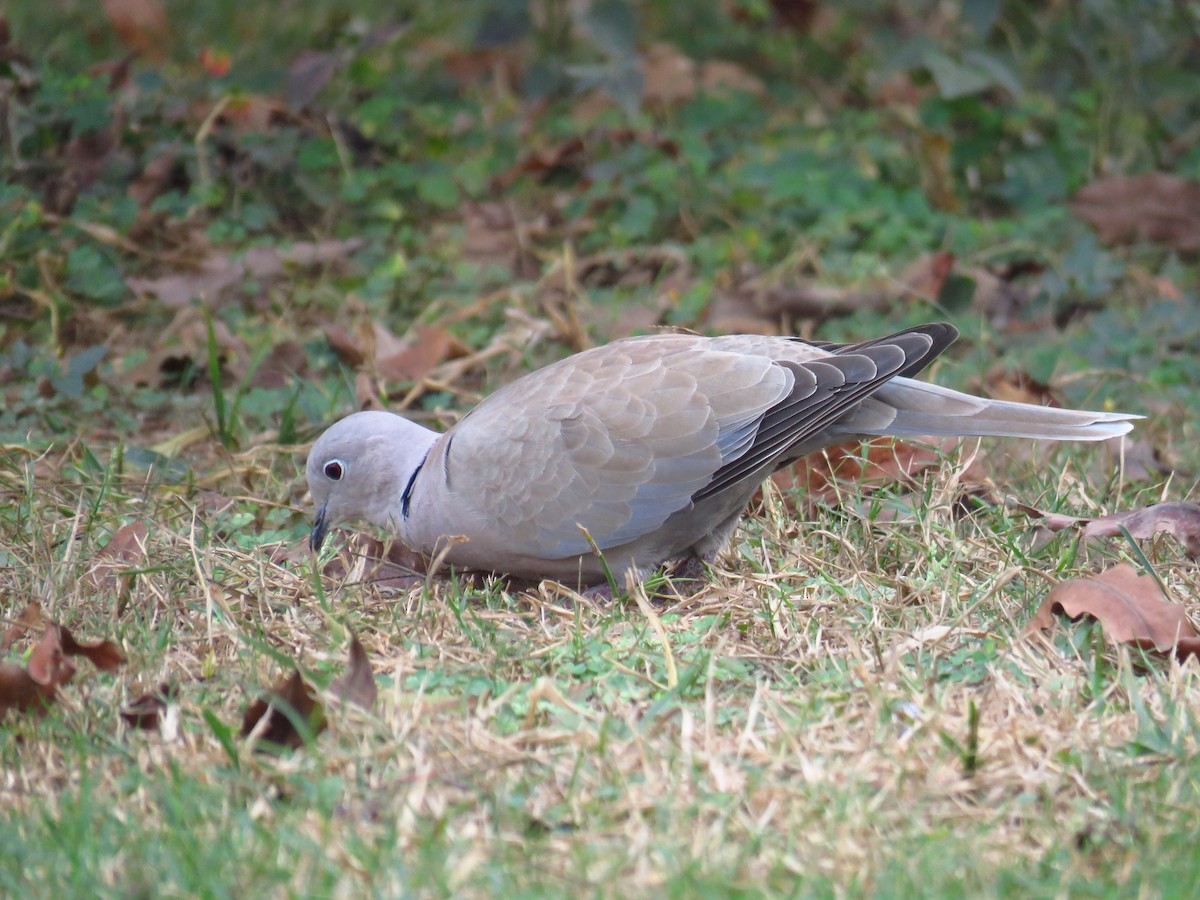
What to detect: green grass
<box><xmin>3</xmin><ymin>0</ymin><xmax>1200</xmax><ymax>896</ymax></box>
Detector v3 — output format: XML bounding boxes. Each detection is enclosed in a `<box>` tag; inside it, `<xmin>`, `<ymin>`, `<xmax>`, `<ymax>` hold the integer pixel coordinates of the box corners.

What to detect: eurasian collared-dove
<box><xmin>307</xmin><ymin>323</ymin><xmax>1137</xmax><ymax>586</ymax></box>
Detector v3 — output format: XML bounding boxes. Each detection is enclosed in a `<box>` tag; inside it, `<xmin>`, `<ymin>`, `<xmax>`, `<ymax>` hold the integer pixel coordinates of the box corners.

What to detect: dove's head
<box><xmin>306</xmin><ymin>410</ymin><xmax>438</xmax><ymax>552</ymax></box>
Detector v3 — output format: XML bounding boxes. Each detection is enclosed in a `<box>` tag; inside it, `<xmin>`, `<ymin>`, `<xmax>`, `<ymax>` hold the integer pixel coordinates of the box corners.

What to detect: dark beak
<box><xmin>310</xmin><ymin>503</ymin><xmax>329</xmax><ymax>553</ymax></box>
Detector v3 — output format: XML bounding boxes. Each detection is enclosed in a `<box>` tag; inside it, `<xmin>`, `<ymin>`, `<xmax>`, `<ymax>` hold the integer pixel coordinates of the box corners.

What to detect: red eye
<box><xmin>323</xmin><ymin>460</ymin><xmax>345</xmax><ymax>481</ymax></box>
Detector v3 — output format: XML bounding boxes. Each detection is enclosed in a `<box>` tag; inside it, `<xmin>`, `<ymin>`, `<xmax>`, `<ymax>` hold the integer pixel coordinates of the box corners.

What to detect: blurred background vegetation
<box><xmin>1</xmin><ymin>0</ymin><xmax>1197</xmax><ymax>465</ymax></box>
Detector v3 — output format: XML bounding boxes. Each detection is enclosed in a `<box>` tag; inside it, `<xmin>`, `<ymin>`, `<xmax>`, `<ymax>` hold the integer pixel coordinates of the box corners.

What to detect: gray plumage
<box><xmin>306</xmin><ymin>323</ymin><xmax>1138</xmax><ymax>585</ymax></box>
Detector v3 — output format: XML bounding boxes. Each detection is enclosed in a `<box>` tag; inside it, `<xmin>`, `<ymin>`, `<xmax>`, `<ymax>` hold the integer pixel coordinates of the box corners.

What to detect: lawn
<box><xmin>3</xmin><ymin>1</ymin><xmax>1200</xmax><ymax>896</ymax></box>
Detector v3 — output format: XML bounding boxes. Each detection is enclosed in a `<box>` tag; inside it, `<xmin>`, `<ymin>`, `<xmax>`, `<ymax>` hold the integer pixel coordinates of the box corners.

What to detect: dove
<box><xmin>306</xmin><ymin>323</ymin><xmax>1138</xmax><ymax>587</ymax></box>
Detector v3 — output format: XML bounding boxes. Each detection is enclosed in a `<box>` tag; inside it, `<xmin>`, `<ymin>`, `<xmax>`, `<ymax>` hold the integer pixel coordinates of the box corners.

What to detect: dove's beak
<box><xmin>310</xmin><ymin>503</ymin><xmax>329</xmax><ymax>553</ymax></box>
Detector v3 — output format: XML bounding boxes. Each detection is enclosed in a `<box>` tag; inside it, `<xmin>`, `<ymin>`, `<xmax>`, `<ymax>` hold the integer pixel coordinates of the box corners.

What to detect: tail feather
<box><xmin>839</xmin><ymin>377</ymin><xmax>1140</xmax><ymax>442</ymax></box>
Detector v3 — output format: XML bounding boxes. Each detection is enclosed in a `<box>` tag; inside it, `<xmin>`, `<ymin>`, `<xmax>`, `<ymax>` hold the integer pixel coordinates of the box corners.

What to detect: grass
<box><xmin>5</xmin><ymin>445</ymin><xmax>1200</xmax><ymax>896</ymax></box>
<box><xmin>3</xmin><ymin>0</ymin><xmax>1200</xmax><ymax>896</ymax></box>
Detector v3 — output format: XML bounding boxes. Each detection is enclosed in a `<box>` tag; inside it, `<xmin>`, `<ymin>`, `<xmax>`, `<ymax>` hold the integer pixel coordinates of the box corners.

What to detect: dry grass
<box><xmin>3</xmin><ymin>431</ymin><xmax>1198</xmax><ymax>897</ymax></box>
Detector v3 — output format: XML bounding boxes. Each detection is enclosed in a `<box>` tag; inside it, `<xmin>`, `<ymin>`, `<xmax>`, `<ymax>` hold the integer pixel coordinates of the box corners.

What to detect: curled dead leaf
<box><xmin>0</xmin><ymin>663</ymin><xmax>57</xmax><ymax>717</ymax></box>
<box><xmin>127</xmin><ymin>239</ymin><xmax>363</xmax><ymax>309</ymax></box>
<box><xmin>1082</xmin><ymin>502</ymin><xmax>1200</xmax><ymax>559</ymax></box>
<box><xmin>102</xmin><ymin>0</ymin><xmax>169</xmax><ymax>61</ymax></box>
<box><xmin>376</xmin><ymin>325</ymin><xmax>470</xmax><ymax>383</ymax></box>
<box><xmin>1070</xmin><ymin>173</ymin><xmax>1200</xmax><ymax>252</ymax></box>
<box><xmin>241</xmin><ymin>635</ymin><xmax>377</xmax><ymax>751</ymax></box>
<box><xmin>59</xmin><ymin>625</ymin><xmax>127</xmax><ymax>672</ymax></box>
<box><xmin>84</xmin><ymin>520</ymin><xmax>149</xmax><ymax>596</ymax></box>
<box><xmin>241</xmin><ymin>669</ymin><xmax>325</xmax><ymax>751</ymax></box>
<box><xmin>771</xmin><ymin>437</ymin><xmax>958</xmax><ymax>508</ymax></box>
<box><xmin>982</xmin><ymin>367</ymin><xmax>1061</xmax><ymax>408</ymax></box>
<box><xmin>1027</xmin><ymin>562</ymin><xmax>1200</xmax><ymax>660</ymax></box>
<box><xmin>1010</xmin><ymin>503</ymin><xmax>1085</xmax><ymax>533</ymax></box>
<box><xmin>248</xmin><ymin>340</ymin><xmax>309</xmax><ymax>390</ymax></box>
<box><xmin>2</xmin><ymin>602</ymin><xmax>45</xmax><ymax>652</ymax></box>
<box><xmin>324</xmin><ymin>534</ymin><xmax>428</xmax><ymax>591</ymax></box>
<box><xmin>1014</xmin><ymin>501</ymin><xmax>1200</xmax><ymax>559</ymax></box>
<box><xmin>330</xmin><ymin>633</ymin><xmax>377</xmax><ymax>711</ymax></box>
<box><xmin>120</xmin><ymin>682</ymin><xmax>175</xmax><ymax>730</ymax></box>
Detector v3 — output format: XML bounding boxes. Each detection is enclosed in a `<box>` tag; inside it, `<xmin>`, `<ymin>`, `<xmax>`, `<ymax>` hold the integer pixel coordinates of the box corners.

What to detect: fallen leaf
<box><xmin>2</xmin><ymin>602</ymin><xmax>45</xmax><ymax>652</ymax></box>
<box><xmin>239</xmin><ymin>633</ymin><xmax>372</xmax><ymax>751</ymax></box>
<box><xmin>1100</xmin><ymin>435</ymin><xmax>1170</xmax><ymax>483</ymax></box>
<box><xmin>981</xmin><ymin>366</ymin><xmax>1061</xmax><ymax>408</ymax></box>
<box><xmin>323</xmin><ymin>320</ymin><xmax>406</xmax><ymax>369</ymax></box>
<box><xmin>60</xmin><ymin>625</ymin><xmax>126</xmax><ymax>672</ymax></box>
<box><xmin>1028</xmin><ymin>562</ymin><xmax>1200</xmax><ymax>660</ymax></box>
<box><xmin>1070</xmin><ymin>173</ymin><xmax>1200</xmax><ymax>252</ymax></box>
<box><xmin>323</xmin><ymin>324</ymin><xmax>367</xmax><ymax>368</ymax></box>
<box><xmin>1011</xmin><ymin>502</ymin><xmax>1086</xmax><ymax>533</ymax></box>
<box><xmin>287</xmin><ymin>50</ymin><xmax>339</xmax><ymax>110</ymax></box>
<box><xmin>25</xmin><ymin>626</ymin><xmax>77</xmax><ymax>690</ymax></box>
<box><xmin>84</xmin><ymin>520</ymin><xmax>148</xmax><ymax>595</ymax></box>
<box><xmin>248</xmin><ymin>340</ymin><xmax>309</xmax><ymax>390</ymax></box>
<box><xmin>323</xmin><ymin>534</ymin><xmax>428</xmax><ymax>591</ymax></box>
<box><xmin>121</xmin><ymin>306</ymin><xmax>247</xmax><ymax>388</ymax></box>
<box><xmin>766</xmin><ymin>0</ymin><xmax>820</xmax><ymax>31</ymax></box>
<box><xmin>330</xmin><ymin>633</ymin><xmax>377</xmax><ymax>711</ymax></box>
<box><xmin>771</xmin><ymin>437</ymin><xmax>958</xmax><ymax>506</ymax></box>
<box><xmin>1083</xmin><ymin>502</ymin><xmax>1200</xmax><ymax>559</ymax></box>
<box><xmin>128</xmin><ymin>149</ymin><xmax>182</xmax><ymax>208</ymax></box>
<box><xmin>102</xmin><ymin>0</ymin><xmax>168</xmax><ymax>61</ymax></box>
<box><xmin>120</xmin><ymin>682</ymin><xmax>174</xmax><ymax>730</ymax></box>
<box><xmin>127</xmin><ymin>239</ymin><xmax>363</xmax><ymax>308</ymax></box>
<box><xmin>640</xmin><ymin>43</ymin><xmax>765</xmax><ymax>108</ymax></box>
<box><xmin>0</xmin><ymin>663</ymin><xmax>57</xmax><ymax>717</ymax></box>
<box><xmin>376</xmin><ymin>325</ymin><xmax>470</xmax><ymax>383</ymax></box>
<box><xmin>241</xmin><ymin>669</ymin><xmax>325</xmax><ymax>751</ymax></box>
<box><xmin>915</xmin><ymin>130</ymin><xmax>959</xmax><ymax>213</ymax></box>
<box><xmin>461</xmin><ymin>201</ymin><xmax>543</xmax><ymax>279</ymax></box>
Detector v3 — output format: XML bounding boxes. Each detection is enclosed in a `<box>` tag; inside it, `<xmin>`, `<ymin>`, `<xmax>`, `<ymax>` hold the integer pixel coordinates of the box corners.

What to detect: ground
<box><xmin>2</xmin><ymin>1</ymin><xmax>1200</xmax><ymax>896</ymax></box>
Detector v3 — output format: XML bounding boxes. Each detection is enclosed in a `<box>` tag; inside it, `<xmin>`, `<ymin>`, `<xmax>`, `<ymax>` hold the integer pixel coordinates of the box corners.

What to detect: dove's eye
<box><xmin>323</xmin><ymin>459</ymin><xmax>347</xmax><ymax>481</ymax></box>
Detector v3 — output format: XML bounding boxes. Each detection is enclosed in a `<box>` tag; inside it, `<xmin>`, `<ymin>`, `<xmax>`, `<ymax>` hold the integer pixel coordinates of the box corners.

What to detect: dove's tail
<box><xmin>839</xmin><ymin>377</ymin><xmax>1140</xmax><ymax>442</ymax></box>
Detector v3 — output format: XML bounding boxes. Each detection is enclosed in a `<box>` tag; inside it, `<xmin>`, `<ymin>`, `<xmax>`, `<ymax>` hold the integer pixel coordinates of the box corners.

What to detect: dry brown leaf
<box><xmin>461</xmin><ymin>201</ymin><xmax>542</xmax><ymax>278</ymax></box>
<box><xmin>2</xmin><ymin>602</ymin><xmax>45</xmax><ymax>652</ymax></box>
<box><xmin>376</xmin><ymin>326</ymin><xmax>470</xmax><ymax>383</ymax></box>
<box><xmin>1028</xmin><ymin>562</ymin><xmax>1200</xmax><ymax>660</ymax></box>
<box><xmin>702</xmin><ymin>290</ymin><xmax>778</xmax><ymax>336</ymax></box>
<box><xmin>766</xmin><ymin>0</ymin><xmax>820</xmax><ymax>31</ymax></box>
<box><xmin>127</xmin><ymin>239</ymin><xmax>363</xmax><ymax>308</ymax></box>
<box><xmin>120</xmin><ymin>682</ymin><xmax>174</xmax><ymax>731</ymax></box>
<box><xmin>241</xmin><ymin>670</ymin><xmax>325</xmax><ymax>751</ymax></box>
<box><xmin>982</xmin><ymin>366</ymin><xmax>1061</xmax><ymax>408</ymax></box>
<box><xmin>1082</xmin><ymin>502</ymin><xmax>1200</xmax><ymax>558</ymax></box>
<box><xmin>330</xmin><ymin>633</ymin><xmax>377</xmax><ymax>711</ymax></box>
<box><xmin>248</xmin><ymin>340</ymin><xmax>309</xmax><ymax>390</ymax></box>
<box><xmin>1070</xmin><ymin>173</ymin><xmax>1200</xmax><ymax>252</ymax></box>
<box><xmin>323</xmin><ymin>534</ymin><xmax>428</xmax><ymax>591</ymax></box>
<box><xmin>128</xmin><ymin>149</ymin><xmax>180</xmax><ymax>208</ymax></box>
<box><xmin>240</xmin><ymin>633</ymin><xmax>373</xmax><ymax>750</ymax></box>
<box><xmin>0</xmin><ymin>663</ymin><xmax>57</xmax><ymax>717</ymax></box>
<box><xmin>122</xmin><ymin>307</ymin><xmax>248</xmax><ymax>388</ymax></box>
<box><xmin>60</xmin><ymin>625</ymin><xmax>127</xmax><ymax>672</ymax></box>
<box><xmin>287</xmin><ymin>50</ymin><xmax>340</xmax><ymax>110</ymax></box>
<box><xmin>25</xmin><ymin>626</ymin><xmax>77</xmax><ymax>690</ymax></box>
<box><xmin>84</xmin><ymin>520</ymin><xmax>148</xmax><ymax>595</ymax></box>
<box><xmin>1100</xmin><ymin>435</ymin><xmax>1170</xmax><ymax>483</ymax></box>
<box><xmin>770</xmin><ymin>437</ymin><xmax>958</xmax><ymax>507</ymax></box>
<box><xmin>641</xmin><ymin>43</ymin><xmax>766</xmax><ymax>108</ymax></box>
<box><xmin>1011</xmin><ymin>502</ymin><xmax>1086</xmax><ymax>533</ymax></box>
<box><xmin>102</xmin><ymin>0</ymin><xmax>168</xmax><ymax>61</ymax></box>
